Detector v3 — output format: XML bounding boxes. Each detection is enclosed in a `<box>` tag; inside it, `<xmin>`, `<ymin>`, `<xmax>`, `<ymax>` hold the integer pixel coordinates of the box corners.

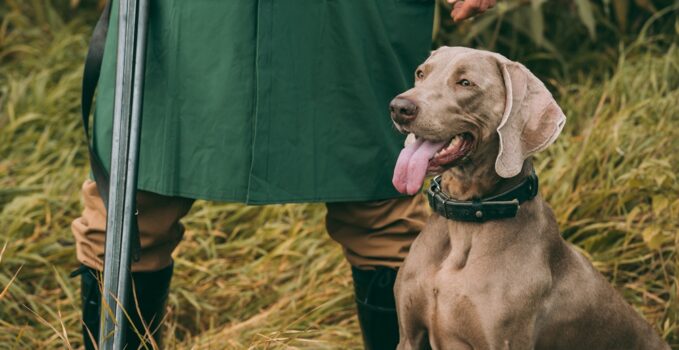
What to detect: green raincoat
<box><xmin>94</xmin><ymin>1</ymin><xmax>434</xmax><ymax>204</ymax></box>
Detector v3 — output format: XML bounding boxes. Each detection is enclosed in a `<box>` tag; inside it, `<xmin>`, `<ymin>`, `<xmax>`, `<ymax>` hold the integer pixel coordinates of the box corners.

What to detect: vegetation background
<box><xmin>0</xmin><ymin>0</ymin><xmax>677</xmax><ymax>348</ymax></box>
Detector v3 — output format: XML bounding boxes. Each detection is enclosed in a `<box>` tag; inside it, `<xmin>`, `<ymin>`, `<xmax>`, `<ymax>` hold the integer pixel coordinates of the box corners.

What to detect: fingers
<box><xmin>448</xmin><ymin>0</ymin><xmax>467</xmax><ymax>22</ymax></box>
<box><xmin>447</xmin><ymin>0</ymin><xmax>497</xmax><ymax>22</ymax></box>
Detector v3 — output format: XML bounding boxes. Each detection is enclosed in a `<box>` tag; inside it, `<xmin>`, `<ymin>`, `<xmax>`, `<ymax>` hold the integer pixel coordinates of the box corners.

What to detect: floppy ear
<box><xmin>495</xmin><ymin>62</ymin><xmax>566</xmax><ymax>178</ymax></box>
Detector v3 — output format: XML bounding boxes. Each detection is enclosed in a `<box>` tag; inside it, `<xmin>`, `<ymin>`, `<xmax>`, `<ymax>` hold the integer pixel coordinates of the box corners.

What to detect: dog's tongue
<box><xmin>393</xmin><ymin>138</ymin><xmax>446</xmax><ymax>195</ymax></box>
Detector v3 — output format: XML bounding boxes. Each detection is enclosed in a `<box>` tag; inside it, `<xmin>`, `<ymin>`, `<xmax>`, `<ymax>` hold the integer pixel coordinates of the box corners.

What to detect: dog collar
<box><xmin>427</xmin><ymin>171</ymin><xmax>539</xmax><ymax>222</ymax></box>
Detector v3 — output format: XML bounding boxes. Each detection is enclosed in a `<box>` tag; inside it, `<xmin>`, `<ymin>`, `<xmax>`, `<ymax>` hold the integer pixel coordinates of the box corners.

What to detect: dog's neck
<box><xmin>439</xmin><ymin>158</ymin><xmax>536</xmax><ymax>270</ymax></box>
<box><xmin>440</xmin><ymin>158</ymin><xmax>533</xmax><ymax>201</ymax></box>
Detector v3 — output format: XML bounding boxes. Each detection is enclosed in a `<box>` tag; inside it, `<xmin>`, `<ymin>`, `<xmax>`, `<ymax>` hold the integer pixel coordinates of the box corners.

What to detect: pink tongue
<box><xmin>393</xmin><ymin>138</ymin><xmax>446</xmax><ymax>195</ymax></box>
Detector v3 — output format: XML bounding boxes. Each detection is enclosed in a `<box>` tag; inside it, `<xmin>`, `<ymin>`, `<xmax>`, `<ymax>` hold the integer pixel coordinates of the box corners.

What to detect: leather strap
<box><xmin>82</xmin><ymin>2</ymin><xmax>141</xmax><ymax>261</ymax></box>
<box><xmin>427</xmin><ymin>171</ymin><xmax>539</xmax><ymax>222</ymax></box>
<box><xmin>82</xmin><ymin>1</ymin><xmax>112</xmax><ymax>206</ymax></box>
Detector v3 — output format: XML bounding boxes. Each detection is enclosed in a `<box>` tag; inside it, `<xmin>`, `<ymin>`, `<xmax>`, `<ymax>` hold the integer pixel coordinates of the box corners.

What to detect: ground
<box><xmin>0</xmin><ymin>2</ymin><xmax>677</xmax><ymax>349</ymax></box>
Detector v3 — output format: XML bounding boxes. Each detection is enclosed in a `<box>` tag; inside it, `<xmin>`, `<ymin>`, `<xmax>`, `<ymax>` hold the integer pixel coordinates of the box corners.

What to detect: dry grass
<box><xmin>0</xmin><ymin>2</ymin><xmax>677</xmax><ymax>349</ymax></box>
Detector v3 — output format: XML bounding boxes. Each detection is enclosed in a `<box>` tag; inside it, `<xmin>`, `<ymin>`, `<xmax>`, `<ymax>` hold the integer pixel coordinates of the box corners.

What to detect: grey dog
<box><xmin>389</xmin><ymin>47</ymin><xmax>669</xmax><ymax>350</ymax></box>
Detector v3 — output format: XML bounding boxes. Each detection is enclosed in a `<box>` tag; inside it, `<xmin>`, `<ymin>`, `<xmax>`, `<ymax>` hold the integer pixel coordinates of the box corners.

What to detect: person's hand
<box><xmin>447</xmin><ymin>0</ymin><xmax>497</xmax><ymax>22</ymax></box>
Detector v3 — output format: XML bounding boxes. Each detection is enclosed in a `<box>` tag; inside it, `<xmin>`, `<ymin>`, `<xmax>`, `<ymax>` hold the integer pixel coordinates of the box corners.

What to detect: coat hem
<box><xmin>136</xmin><ymin>181</ymin><xmax>411</xmax><ymax>205</ymax></box>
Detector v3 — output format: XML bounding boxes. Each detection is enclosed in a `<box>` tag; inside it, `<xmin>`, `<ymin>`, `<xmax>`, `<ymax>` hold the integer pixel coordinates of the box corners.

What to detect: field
<box><xmin>0</xmin><ymin>1</ymin><xmax>677</xmax><ymax>349</ymax></box>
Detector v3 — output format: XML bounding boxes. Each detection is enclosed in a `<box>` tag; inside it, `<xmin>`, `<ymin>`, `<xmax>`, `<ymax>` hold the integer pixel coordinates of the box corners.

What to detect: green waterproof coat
<box><xmin>94</xmin><ymin>1</ymin><xmax>434</xmax><ymax>204</ymax></box>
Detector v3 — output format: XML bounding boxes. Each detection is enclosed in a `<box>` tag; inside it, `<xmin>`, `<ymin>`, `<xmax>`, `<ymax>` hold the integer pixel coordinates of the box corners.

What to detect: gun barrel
<box><xmin>99</xmin><ymin>0</ymin><xmax>150</xmax><ymax>349</ymax></box>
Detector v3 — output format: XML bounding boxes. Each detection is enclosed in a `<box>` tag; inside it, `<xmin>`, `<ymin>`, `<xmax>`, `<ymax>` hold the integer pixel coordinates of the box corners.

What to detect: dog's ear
<box><xmin>495</xmin><ymin>62</ymin><xmax>566</xmax><ymax>178</ymax></box>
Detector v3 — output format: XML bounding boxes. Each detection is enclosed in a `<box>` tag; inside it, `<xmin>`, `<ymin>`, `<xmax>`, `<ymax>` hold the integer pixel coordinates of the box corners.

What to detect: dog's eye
<box><xmin>457</xmin><ymin>79</ymin><xmax>472</xmax><ymax>87</ymax></box>
<box><xmin>416</xmin><ymin>70</ymin><xmax>425</xmax><ymax>79</ymax></box>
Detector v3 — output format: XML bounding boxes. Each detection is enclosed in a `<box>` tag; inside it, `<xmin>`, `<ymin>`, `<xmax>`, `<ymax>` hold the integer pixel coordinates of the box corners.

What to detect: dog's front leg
<box><xmin>483</xmin><ymin>311</ymin><xmax>541</xmax><ymax>350</ymax></box>
<box><xmin>396</xmin><ymin>332</ymin><xmax>430</xmax><ymax>350</ymax></box>
<box><xmin>395</xmin><ymin>268</ymin><xmax>431</xmax><ymax>350</ymax></box>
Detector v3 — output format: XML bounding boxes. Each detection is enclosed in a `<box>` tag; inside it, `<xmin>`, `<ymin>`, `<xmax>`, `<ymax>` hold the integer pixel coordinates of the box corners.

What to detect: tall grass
<box><xmin>0</xmin><ymin>1</ymin><xmax>677</xmax><ymax>349</ymax></box>
<box><xmin>435</xmin><ymin>0</ymin><xmax>678</xmax><ymax>81</ymax></box>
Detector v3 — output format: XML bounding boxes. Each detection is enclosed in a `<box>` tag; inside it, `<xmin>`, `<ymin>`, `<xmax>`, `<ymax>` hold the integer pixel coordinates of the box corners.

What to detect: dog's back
<box><xmin>535</xmin><ymin>240</ymin><xmax>669</xmax><ymax>350</ymax></box>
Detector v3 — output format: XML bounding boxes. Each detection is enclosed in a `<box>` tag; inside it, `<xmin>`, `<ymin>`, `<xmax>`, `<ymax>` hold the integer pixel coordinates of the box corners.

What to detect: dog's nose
<box><xmin>390</xmin><ymin>97</ymin><xmax>418</xmax><ymax>124</ymax></box>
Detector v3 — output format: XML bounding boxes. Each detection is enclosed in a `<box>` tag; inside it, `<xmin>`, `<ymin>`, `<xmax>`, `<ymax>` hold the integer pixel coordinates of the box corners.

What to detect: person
<box><xmin>71</xmin><ymin>1</ymin><xmax>495</xmax><ymax>349</ymax></box>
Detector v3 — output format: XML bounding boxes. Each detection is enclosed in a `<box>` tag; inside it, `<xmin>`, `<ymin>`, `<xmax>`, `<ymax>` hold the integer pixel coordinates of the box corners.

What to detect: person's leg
<box><xmin>71</xmin><ymin>180</ymin><xmax>194</xmax><ymax>349</ymax></box>
<box><xmin>325</xmin><ymin>195</ymin><xmax>428</xmax><ymax>350</ymax></box>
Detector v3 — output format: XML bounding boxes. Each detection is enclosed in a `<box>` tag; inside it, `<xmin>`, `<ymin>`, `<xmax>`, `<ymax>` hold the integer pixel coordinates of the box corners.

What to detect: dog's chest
<box><xmin>397</xmin><ymin>216</ymin><xmax>553</xmax><ymax>347</ymax></box>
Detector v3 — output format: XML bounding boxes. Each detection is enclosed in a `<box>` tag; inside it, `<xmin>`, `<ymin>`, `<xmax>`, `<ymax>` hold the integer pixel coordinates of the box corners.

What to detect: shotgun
<box><xmin>98</xmin><ymin>0</ymin><xmax>149</xmax><ymax>348</ymax></box>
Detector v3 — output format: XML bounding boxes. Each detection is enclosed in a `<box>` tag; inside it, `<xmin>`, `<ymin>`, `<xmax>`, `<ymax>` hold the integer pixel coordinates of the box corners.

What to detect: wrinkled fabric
<box><xmin>94</xmin><ymin>0</ymin><xmax>434</xmax><ymax>203</ymax></box>
<box><xmin>72</xmin><ymin>180</ymin><xmax>429</xmax><ymax>271</ymax></box>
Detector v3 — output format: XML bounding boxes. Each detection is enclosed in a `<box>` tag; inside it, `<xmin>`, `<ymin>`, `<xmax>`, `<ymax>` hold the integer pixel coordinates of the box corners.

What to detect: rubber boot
<box><xmin>351</xmin><ymin>266</ymin><xmax>400</xmax><ymax>350</ymax></box>
<box><xmin>80</xmin><ymin>266</ymin><xmax>102</xmax><ymax>349</ymax></box>
<box><xmin>78</xmin><ymin>264</ymin><xmax>173</xmax><ymax>350</ymax></box>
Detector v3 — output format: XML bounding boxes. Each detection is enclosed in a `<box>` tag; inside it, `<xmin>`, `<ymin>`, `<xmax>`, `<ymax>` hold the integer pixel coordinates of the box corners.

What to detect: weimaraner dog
<box><xmin>389</xmin><ymin>47</ymin><xmax>669</xmax><ymax>350</ymax></box>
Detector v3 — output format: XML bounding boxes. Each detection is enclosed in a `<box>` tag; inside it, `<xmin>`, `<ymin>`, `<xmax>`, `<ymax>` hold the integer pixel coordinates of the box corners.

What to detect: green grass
<box><xmin>1</xmin><ymin>2</ymin><xmax>677</xmax><ymax>349</ymax></box>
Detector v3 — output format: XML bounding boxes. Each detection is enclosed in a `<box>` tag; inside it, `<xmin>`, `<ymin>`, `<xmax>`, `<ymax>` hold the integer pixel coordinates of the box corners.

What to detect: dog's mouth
<box><xmin>428</xmin><ymin>132</ymin><xmax>474</xmax><ymax>173</ymax></box>
<box><xmin>392</xmin><ymin>132</ymin><xmax>475</xmax><ymax>195</ymax></box>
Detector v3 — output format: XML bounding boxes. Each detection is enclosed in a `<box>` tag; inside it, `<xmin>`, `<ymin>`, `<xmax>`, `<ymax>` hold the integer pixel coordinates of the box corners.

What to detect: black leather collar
<box><xmin>427</xmin><ymin>171</ymin><xmax>539</xmax><ymax>222</ymax></box>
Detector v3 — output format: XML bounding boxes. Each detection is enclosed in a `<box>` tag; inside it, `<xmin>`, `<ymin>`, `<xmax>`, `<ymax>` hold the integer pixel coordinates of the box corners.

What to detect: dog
<box><xmin>389</xmin><ymin>47</ymin><xmax>669</xmax><ymax>350</ymax></box>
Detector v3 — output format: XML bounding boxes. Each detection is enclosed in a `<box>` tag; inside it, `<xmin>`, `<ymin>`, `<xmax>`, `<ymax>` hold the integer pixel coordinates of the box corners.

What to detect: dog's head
<box><xmin>391</xmin><ymin>46</ymin><xmax>565</xmax><ymax>195</ymax></box>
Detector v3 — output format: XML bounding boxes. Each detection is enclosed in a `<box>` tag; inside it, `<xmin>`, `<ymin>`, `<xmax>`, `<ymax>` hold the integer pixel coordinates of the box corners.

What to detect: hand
<box><xmin>447</xmin><ymin>0</ymin><xmax>497</xmax><ymax>22</ymax></box>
